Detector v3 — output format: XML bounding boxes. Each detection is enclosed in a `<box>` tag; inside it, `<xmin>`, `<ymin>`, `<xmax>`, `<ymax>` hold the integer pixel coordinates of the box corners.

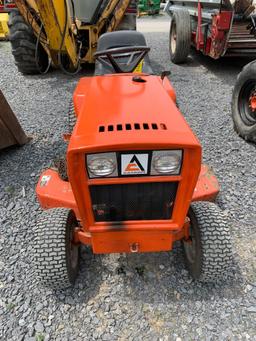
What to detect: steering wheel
<box><xmin>94</xmin><ymin>46</ymin><xmax>150</xmax><ymax>73</ymax></box>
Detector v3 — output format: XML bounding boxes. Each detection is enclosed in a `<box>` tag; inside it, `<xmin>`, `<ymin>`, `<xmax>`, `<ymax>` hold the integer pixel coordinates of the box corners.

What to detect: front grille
<box><xmin>90</xmin><ymin>182</ymin><xmax>178</xmax><ymax>222</ymax></box>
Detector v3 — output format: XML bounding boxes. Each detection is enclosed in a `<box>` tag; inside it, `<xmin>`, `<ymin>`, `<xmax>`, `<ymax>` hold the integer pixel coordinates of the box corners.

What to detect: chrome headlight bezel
<box><xmin>151</xmin><ymin>150</ymin><xmax>182</xmax><ymax>175</ymax></box>
<box><xmin>86</xmin><ymin>150</ymin><xmax>182</xmax><ymax>178</ymax></box>
<box><xmin>87</xmin><ymin>152</ymin><xmax>118</xmax><ymax>178</ymax></box>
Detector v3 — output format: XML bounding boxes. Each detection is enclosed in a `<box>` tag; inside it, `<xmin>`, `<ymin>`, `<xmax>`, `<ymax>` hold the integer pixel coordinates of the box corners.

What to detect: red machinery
<box><xmin>165</xmin><ymin>0</ymin><xmax>256</xmax><ymax>63</ymax></box>
<box><xmin>0</xmin><ymin>0</ymin><xmax>15</xmax><ymax>12</ymax></box>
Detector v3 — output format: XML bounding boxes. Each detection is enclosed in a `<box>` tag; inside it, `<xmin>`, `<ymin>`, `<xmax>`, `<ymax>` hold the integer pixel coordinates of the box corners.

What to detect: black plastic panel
<box><xmin>90</xmin><ymin>182</ymin><xmax>178</xmax><ymax>222</ymax></box>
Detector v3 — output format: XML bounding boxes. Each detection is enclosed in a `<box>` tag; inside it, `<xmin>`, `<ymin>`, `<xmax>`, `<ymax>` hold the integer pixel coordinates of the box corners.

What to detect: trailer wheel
<box><xmin>232</xmin><ymin>61</ymin><xmax>256</xmax><ymax>142</ymax></box>
<box><xmin>8</xmin><ymin>9</ymin><xmax>49</xmax><ymax>75</ymax></box>
<box><xmin>182</xmin><ymin>202</ymin><xmax>233</xmax><ymax>282</ymax></box>
<box><xmin>169</xmin><ymin>9</ymin><xmax>191</xmax><ymax>64</ymax></box>
<box><xmin>34</xmin><ymin>208</ymin><xmax>80</xmax><ymax>289</ymax></box>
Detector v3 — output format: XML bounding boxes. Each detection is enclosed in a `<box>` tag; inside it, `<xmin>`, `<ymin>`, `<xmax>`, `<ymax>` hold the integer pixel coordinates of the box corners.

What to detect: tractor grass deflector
<box><xmin>165</xmin><ymin>0</ymin><xmax>256</xmax><ymax>63</ymax></box>
<box><xmin>34</xmin><ymin>31</ymin><xmax>233</xmax><ymax>289</ymax></box>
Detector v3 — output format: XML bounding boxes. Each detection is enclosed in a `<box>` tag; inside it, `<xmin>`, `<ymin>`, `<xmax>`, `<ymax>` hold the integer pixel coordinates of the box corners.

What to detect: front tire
<box><xmin>169</xmin><ymin>9</ymin><xmax>191</xmax><ymax>64</ymax></box>
<box><xmin>231</xmin><ymin>61</ymin><xmax>256</xmax><ymax>142</ymax></box>
<box><xmin>183</xmin><ymin>201</ymin><xmax>233</xmax><ymax>282</ymax></box>
<box><xmin>8</xmin><ymin>9</ymin><xmax>49</xmax><ymax>75</ymax></box>
<box><xmin>34</xmin><ymin>208</ymin><xmax>80</xmax><ymax>289</ymax></box>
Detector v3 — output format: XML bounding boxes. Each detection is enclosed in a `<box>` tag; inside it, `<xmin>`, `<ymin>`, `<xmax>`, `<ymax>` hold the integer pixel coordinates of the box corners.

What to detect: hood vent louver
<box><xmin>99</xmin><ymin>123</ymin><xmax>167</xmax><ymax>133</ymax></box>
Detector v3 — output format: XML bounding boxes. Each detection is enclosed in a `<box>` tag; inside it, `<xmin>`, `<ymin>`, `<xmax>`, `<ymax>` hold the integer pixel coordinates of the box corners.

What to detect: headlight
<box><xmin>87</xmin><ymin>152</ymin><xmax>117</xmax><ymax>178</ymax></box>
<box><xmin>151</xmin><ymin>150</ymin><xmax>182</xmax><ymax>175</ymax></box>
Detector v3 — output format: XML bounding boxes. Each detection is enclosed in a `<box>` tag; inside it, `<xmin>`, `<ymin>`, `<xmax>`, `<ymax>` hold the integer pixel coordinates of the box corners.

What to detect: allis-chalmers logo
<box><xmin>125</xmin><ymin>155</ymin><xmax>144</xmax><ymax>172</ymax></box>
<box><xmin>121</xmin><ymin>154</ymin><xmax>148</xmax><ymax>175</ymax></box>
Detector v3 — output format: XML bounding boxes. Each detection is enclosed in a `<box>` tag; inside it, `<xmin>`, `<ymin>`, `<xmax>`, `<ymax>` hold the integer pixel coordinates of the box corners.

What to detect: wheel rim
<box><xmin>238</xmin><ymin>80</ymin><xmax>256</xmax><ymax>126</ymax></box>
<box><xmin>170</xmin><ymin>21</ymin><xmax>177</xmax><ymax>54</ymax></box>
<box><xmin>183</xmin><ymin>226</ymin><xmax>197</xmax><ymax>264</ymax></box>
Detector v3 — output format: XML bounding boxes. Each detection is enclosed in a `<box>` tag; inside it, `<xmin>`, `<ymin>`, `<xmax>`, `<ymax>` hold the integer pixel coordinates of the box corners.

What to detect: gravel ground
<box><xmin>0</xmin><ymin>14</ymin><xmax>256</xmax><ymax>341</ymax></box>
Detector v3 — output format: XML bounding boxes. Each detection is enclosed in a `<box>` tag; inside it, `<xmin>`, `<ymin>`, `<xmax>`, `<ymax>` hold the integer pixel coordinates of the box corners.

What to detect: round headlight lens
<box><xmin>153</xmin><ymin>154</ymin><xmax>181</xmax><ymax>174</ymax></box>
<box><xmin>88</xmin><ymin>157</ymin><xmax>116</xmax><ymax>177</ymax></box>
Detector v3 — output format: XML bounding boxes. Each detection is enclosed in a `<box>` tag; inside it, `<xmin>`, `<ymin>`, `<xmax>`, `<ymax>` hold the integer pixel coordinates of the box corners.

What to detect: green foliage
<box><xmin>138</xmin><ymin>0</ymin><xmax>161</xmax><ymax>13</ymax></box>
<box><xmin>6</xmin><ymin>302</ymin><xmax>15</xmax><ymax>311</ymax></box>
<box><xmin>36</xmin><ymin>333</ymin><xmax>45</xmax><ymax>341</ymax></box>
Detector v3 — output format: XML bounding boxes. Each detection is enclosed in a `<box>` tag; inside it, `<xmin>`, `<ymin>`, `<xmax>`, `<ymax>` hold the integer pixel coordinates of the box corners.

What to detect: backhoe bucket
<box><xmin>0</xmin><ymin>90</ymin><xmax>30</xmax><ymax>150</ymax></box>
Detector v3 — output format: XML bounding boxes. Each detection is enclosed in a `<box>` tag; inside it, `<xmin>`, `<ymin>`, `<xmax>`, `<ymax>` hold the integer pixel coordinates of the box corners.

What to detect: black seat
<box><xmin>94</xmin><ymin>31</ymin><xmax>153</xmax><ymax>75</ymax></box>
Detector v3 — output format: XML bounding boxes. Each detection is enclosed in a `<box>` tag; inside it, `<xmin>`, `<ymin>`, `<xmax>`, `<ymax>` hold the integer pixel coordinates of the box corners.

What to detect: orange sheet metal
<box><xmin>36</xmin><ymin>169</ymin><xmax>79</xmax><ymax>218</ymax></box>
<box><xmin>192</xmin><ymin>164</ymin><xmax>219</xmax><ymax>202</ymax></box>
<box><xmin>91</xmin><ymin>230</ymin><xmax>173</xmax><ymax>253</ymax></box>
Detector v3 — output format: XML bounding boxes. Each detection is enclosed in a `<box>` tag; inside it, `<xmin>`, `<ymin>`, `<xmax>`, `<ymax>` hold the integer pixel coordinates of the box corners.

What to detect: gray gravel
<box><xmin>0</xmin><ymin>14</ymin><xmax>256</xmax><ymax>341</ymax></box>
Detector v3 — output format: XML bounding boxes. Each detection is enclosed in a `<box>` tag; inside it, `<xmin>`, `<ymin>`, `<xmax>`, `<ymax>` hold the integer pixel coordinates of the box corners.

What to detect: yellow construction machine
<box><xmin>9</xmin><ymin>0</ymin><xmax>137</xmax><ymax>74</ymax></box>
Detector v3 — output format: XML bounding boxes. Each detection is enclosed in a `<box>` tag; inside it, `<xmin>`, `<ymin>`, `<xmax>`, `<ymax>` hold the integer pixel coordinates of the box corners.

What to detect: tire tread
<box><xmin>169</xmin><ymin>9</ymin><xmax>191</xmax><ymax>64</ymax></box>
<box><xmin>189</xmin><ymin>201</ymin><xmax>233</xmax><ymax>282</ymax></box>
<box><xmin>8</xmin><ymin>9</ymin><xmax>48</xmax><ymax>75</ymax></box>
<box><xmin>34</xmin><ymin>208</ymin><xmax>77</xmax><ymax>289</ymax></box>
<box><xmin>231</xmin><ymin>60</ymin><xmax>256</xmax><ymax>142</ymax></box>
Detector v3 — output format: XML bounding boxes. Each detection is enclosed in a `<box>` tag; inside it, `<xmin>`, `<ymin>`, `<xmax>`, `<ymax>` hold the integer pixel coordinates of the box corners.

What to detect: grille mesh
<box><xmin>90</xmin><ymin>182</ymin><xmax>178</xmax><ymax>222</ymax></box>
<box><xmin>98</xmin><ymin>123</ymin><xmax>167</xmax><ymax>132</ymax></box>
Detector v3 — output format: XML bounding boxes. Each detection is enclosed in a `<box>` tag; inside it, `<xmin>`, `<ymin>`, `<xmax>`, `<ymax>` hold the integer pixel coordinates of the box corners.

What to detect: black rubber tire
<box><xmin>183</xmin><ymin>201</ymin><xmax>233</xmax><ymax>282</ymax></box>
<box><xmin>52</xmin><ymin>156</ymin><xmax>68</xmax><ymax>181</ymax></box>
<box><xmin>50</xmin><ymin>100</ymin><xmax>77</xmax><ymax>181</ymax></box>
<box><xmin>169</xmin><ymin>9</ymin><xmax>191</xmax><ymax>64</ymax></box>
<box><xmin>68</xmin><ymin>100</ymin><xmax>77</xmax><ymax>134</ymax></box>
<box><xmin>8</xmin><ymin>9</ymin><xmax>49</xmax><ymax>75</ymax></box>
<box><xmin>231</xmin><ymin>60</ymin><xmax>256</xmax><ymax>143</ymax></box>
<box><xmin>34</xmin><ymin>208</ymin><xmax>80</xmax><ymax>289</ymax></box>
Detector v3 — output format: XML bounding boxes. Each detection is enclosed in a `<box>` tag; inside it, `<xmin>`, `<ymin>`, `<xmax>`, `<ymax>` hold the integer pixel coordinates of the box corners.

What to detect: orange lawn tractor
<box><xmin>34</xmin><ymin>31</ymin><xmax>233</xmax><ymax>289</ymax></box>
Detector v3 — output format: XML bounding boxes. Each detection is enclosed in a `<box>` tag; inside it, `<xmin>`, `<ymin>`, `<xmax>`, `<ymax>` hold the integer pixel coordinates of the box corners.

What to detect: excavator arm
<box><xmin>15</xmin><ymin>0</ymin><xmax>79</xmax><ymax>69</ymax></box>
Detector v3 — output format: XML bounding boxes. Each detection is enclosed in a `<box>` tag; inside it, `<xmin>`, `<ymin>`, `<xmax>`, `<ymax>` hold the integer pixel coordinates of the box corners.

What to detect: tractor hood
<box><xmin>69</xmin><ymin>74</ymin><xmax>200</xmax><ymax>152</ymax></box>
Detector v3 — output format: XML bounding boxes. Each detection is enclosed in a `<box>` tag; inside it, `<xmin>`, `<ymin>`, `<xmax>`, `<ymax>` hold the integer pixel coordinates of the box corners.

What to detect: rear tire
<box><xmin>8</xmin><ymin>9</ymin><xmax>49</xmax><ymax>75</ymax></box>
<box><xmin>231</xmin><ymin>61</ymin><xmax>256</xmax><ymax>142</ymax></box>
<box><xmin>68</xmin><ymin>100</ymin><xmax>77</xmax><ymax>134</ymax></box>
<box><xmin>52</xmin><ymin>156</ymin><xmax>68</xmax><ymax>181</ymax></box>
<box><xmin>51</xmin><ymin>100</ymin><xmax>77</xmax><ymax>181</ymax></box>
<box><xmin>169</xmin><ymin>9</ymin><xmax>191</xmax><ymax>64</ymax></box>
<box><xmin>183</xmin><ymin>201</ymin><xmax>233</xmax><ymax>282</ymax></box>
<box><xmin>34</xmin><ymin>208</ymin><xmax>80</xmax><ymax>289</ymax></box>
